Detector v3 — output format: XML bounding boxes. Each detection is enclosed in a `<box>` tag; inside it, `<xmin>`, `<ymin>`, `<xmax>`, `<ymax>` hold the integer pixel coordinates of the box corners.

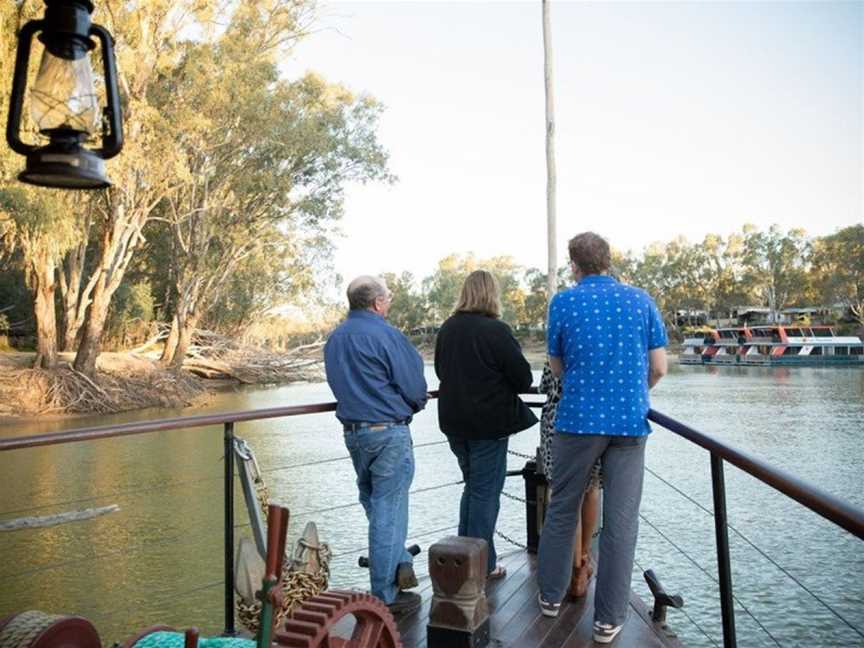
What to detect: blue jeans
<box><xmin>344</xmin><ymin>424</ymin><xmax>415</xmax><ymax>604</ymax></box>
<box><xmin>447</xmin><ymin>436</ymin><xmax>509</xmax><ymax>573</ymax></box>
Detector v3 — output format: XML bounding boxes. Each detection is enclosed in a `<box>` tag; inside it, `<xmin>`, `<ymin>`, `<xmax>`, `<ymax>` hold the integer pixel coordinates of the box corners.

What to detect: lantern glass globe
<box><xmin>30</xmin><ymin>46</ymin><xmax>100</xmax><ymax>136</ymax></box>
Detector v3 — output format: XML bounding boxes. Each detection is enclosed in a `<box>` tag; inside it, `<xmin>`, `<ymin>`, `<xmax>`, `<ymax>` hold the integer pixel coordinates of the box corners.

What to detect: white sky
<box><xmin>281</xmin><ymin>1</ymin><xmax>863</xmax><ymax>290</ymax></box>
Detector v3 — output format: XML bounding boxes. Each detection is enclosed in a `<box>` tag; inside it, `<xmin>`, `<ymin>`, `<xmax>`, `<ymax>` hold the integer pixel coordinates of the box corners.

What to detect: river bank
<box><xmin>0</xmin><ymin>348</ymin><xmax>323</xmax><ymax>419</ymax></box>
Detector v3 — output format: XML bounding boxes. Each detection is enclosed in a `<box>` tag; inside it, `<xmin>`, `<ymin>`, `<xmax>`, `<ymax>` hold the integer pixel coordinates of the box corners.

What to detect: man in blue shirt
<box><xmin>537</xmin><ymin>233</ymin><xmax>668</xmax><ymax>644</ymax></box>
<box><xmin>324</xmin><ymin>275</ymin><xmax>428</xmax><ymax>616</ymax></box>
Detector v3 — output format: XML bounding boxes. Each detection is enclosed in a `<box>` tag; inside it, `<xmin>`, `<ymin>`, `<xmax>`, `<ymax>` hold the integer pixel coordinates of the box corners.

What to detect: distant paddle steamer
<box><xmin>680</xmin><ymin>325</ymin><xmax>864</xmax><ymax>366</ymax></box>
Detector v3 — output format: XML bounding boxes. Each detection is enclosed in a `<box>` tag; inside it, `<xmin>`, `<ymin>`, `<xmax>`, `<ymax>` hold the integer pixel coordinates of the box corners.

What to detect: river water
<box><xmin>1</xmin><ymin>365</ymin><xmax>862</xmax><ymax>647</ymax></box>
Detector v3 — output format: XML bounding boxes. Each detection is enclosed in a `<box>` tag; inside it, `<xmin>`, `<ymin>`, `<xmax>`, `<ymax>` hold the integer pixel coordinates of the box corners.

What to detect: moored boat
<box><xmin>710</xmin><ymin>327</ymin><xmax>749</xmax><ymax>365</ymax></box>
<box><xmin>679</xmin><ymin>328</ymin><xmax>717</xmax><ymax>365</ymax></box>
<box><xmin>740</xmin><ymin>325</ymin><xmax>864</xmax><ymax>366</ymax></box>
<box><xmin>679</xmin><ymin>325</ymin><xmax>864</xmax><ymax>367</ymax></box>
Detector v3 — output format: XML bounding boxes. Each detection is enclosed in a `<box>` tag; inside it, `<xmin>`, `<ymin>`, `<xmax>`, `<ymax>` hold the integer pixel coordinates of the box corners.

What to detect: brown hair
<box><xmin>454</xmin><ymin>270</ymin><xmax>502</xmax><ymax>318</ymax></box>
<box><xmin>568</xmin><ymin>232</ymin><xmax>611</xmax><ymax>276</ymax></box>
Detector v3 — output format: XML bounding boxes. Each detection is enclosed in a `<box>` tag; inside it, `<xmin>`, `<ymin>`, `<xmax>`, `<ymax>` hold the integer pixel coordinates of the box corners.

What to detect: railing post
<box><xmin>223</xmin><ymin>422</ymin><xmax>236</xmax><ymax>636</ymax></box>
<box><xmin>521</xmin><ymin>460</ymin><xmax>546</xmax><ymax>553</ymax></box>
<box><xmin>710</xmin><ymin>454</ymin><xmax>736</xmax><ymax>648</ymax></box>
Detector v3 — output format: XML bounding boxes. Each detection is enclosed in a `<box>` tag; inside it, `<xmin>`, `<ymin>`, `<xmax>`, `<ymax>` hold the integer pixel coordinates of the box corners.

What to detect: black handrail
<box><xmin>647</xmin><ymin>409</ymin><xmax>864</xmax><ymax>541</ymax></box>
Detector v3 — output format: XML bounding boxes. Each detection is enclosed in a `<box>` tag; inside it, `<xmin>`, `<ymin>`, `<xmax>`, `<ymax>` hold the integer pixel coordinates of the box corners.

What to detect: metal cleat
<box><xmin>643</xmin><ymin>569</ymin><xmax>684</xmax><ymax>637</ymax></box>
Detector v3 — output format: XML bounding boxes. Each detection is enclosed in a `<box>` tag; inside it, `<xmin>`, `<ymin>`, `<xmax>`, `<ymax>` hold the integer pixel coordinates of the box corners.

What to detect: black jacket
<box><xmin>435</xmin><ymin>312</ymin><xmax>538</xmax><ymax>440</ymax></box>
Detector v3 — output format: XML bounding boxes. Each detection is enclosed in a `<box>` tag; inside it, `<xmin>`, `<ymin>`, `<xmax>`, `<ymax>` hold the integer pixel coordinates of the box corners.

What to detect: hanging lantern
<box><xmin>5</xmin><ymin>0</ymin><xmax>123</xmax><ymax>189</ymax></box>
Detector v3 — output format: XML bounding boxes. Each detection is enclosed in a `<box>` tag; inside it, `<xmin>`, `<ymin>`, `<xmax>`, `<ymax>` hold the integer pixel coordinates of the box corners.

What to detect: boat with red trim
<box><xmin>679</xmin><ymin>325</ymin><xmax>864</xmax><ymax>366</ymax></box>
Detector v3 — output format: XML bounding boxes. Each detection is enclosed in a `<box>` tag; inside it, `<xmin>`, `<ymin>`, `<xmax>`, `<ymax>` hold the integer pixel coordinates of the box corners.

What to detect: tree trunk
<box><xmin>59</xmin><ymin>238</ymin><xmax>88</xmax><ymax>351</ymax></box>
<box><xmin>160</xmin><ymin>315</ymin><xmax>180</xmax><ymax>365</ymax></box>
<box><xmin>73</xmin><ymin>202</ymin><xmax>146</xmax><ymax>377</ymax></box>
<box><xmin>73</xmin><ymin>281</ymin><xmax>110</xmax><ymax>377</ymax></box>
<box><xmin>31</xmin><ymin>250</ymin><xmax>58</xmax><ymax>370</ymax></box>
<box><xmin>542</xmin><ymin>0</ymin><xmax>558</xmax><ymax>303</ymax></box>
<box><xmin>851</xmin><ymin>302</ymin><xmax>864</xmax><ymax>328</ymax></box>
<box><xmin>170</xmin><ymin>312</ymin><xmax>199</xmax><ymax>370</ymax></box>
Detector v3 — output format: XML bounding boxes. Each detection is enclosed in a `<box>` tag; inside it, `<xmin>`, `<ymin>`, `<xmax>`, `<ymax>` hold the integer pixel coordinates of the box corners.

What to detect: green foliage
<box><xmin>107</xmin><ymin>281</ymin><xmax>155</xmax><ymax>346</ymax></box>
<box><xmin>421</xmin><ymin>254</ymin><xmax>527</xmax><ymax>325</ymax></box>
<box><xmin>0</xmin><ymin>187</ymin><xmax>80</xmax><ymax>251</ymax></box>
<box><xmin>0</xmin><ymin>263</ymin><xmax>30</xmax><ymax>338</ymax></box>
<box><xmin>376</xmin><ymin>224</ymin><xmax>860</xmax><ymax>338</ymax></box>
<box><xmin>810</xmin><ymin>224</ymin><xmax>864</xmax><ymax>326</ymax></box>
<box><xmin>380</xmin><ymin>272</ymin><xmax>427</xmax><ymax>334</ymax></box>
<box><xmin>740</xmin><ymin>225</ymin><xmax>810</xmax><ymax>319</ymax></box>
<box><xmin>0</xmin><ymin>0</ymin><xmax>395</xmax><ymax>361</ymax></box>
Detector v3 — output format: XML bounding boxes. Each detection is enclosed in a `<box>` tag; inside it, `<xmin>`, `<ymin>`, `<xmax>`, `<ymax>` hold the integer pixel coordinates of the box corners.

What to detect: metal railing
<box><xmin>645</xmin><ymin>409</ymin><xmax>864</xmax><ymax>647</ymax></box>
<box><xmin>1</xmin><ymin>394</ymin><xmax>863</xmax><ymax>647</ymax></box>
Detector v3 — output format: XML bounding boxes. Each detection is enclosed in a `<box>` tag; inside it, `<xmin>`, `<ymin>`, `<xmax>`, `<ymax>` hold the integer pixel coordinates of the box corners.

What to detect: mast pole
<box><xmin>542</xmin><ymin>0</ymin><xmax>558</xmax><ymax>305</ymax></box>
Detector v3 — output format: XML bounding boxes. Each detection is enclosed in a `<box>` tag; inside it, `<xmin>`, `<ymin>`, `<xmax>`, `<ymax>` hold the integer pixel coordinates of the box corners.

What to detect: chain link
<box><xmin>507</xmin><ymin>449</ymin><xmax>535</xmax><ymax>460</ymax></box>
<box><xmin>500</xmin><ymin>490</ymin><xmax>526</xmax><ymax>504</ymax></box>
<box><xmin>495</xmin><ymin>529</ymin><xmax>528</xmax><ymax>551</ymax></box>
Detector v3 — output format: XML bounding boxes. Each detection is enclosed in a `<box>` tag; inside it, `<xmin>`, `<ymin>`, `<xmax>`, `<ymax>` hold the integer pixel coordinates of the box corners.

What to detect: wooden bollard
<box><xmin>427</xmin><ymin>536</ymin><xmax>490</xmax><ymax>648</ymax></box>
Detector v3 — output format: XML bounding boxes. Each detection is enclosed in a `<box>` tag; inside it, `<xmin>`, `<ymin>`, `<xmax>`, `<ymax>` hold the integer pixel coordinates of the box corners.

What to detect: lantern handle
<box><xmin>6</xmin><ymin>20</ymin><xmax>44</xmax><ymax>156</ymax></box>
<box><xmin>89</xmin><ymin>22</ymin><xmax>123</xmax><ymax>159</ymax></box>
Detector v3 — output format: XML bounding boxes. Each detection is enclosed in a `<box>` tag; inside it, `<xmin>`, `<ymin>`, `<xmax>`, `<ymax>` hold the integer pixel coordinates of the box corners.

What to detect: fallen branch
<box><xmin>0</xmin><ymin>504</ymin><xmax>120</xmax><ymax>531</ymax></box>
<box><xmin>180</xmin><ymin>329</ymin><xmax>323</xmax><ymax>384</ymax></box>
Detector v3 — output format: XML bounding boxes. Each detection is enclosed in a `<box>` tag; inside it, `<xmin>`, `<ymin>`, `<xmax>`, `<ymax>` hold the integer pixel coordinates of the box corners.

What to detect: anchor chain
<box><xmin>500</xmin><ymin>491</ymin><xmax>526</xmax><ymax>504</ymax></box>
<box><xmin>495</xmin><ymin>529</ymin><xmax>528</xmax><ymax>551</ymax></box>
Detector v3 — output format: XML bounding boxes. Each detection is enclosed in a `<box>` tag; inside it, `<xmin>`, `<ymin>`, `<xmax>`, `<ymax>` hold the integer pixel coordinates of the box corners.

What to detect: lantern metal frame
<box><xmin>5</xmin><ymin>0</ymin><xmax>124</xmax><ymax>189</ymax></box>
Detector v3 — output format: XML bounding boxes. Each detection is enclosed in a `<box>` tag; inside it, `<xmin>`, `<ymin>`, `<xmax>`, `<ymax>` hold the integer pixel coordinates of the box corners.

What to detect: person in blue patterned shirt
<box><xmin>537</xmin><ymin>233</ymin><xmax>668</xmax><ymax>645</ymax></box>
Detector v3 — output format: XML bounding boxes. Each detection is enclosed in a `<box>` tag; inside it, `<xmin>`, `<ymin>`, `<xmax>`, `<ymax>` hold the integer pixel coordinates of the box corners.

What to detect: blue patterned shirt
<box><xmin>547</xmin><ymin>275</ymin><xmax>667</xmax><ymax>436</ymax></box>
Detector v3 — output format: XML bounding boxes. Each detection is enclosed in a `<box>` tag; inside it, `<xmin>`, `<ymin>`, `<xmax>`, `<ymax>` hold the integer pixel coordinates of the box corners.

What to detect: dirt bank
<box><xmin>0</xmin><ymin>349</ymin><xmax>323</xmax><ymax>419</ymax></box>
<box><xmin>0</xmin><ymin>352</ymin><xmax>209</xmax><ymax>417</ymax></box>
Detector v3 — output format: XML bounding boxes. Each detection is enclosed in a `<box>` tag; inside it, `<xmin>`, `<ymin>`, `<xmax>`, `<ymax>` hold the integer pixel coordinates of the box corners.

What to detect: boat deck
<box><xmin>395</xmin><ymin>549</ymin><xmax>683</xmax><ymax>647</ymax></box>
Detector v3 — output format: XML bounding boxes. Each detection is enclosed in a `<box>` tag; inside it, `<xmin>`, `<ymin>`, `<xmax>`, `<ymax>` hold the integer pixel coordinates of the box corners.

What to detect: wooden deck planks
<box><xmin>394</xmin><ymin>549</ymin><xmax>683</xmax><ymax>647</ymax></box>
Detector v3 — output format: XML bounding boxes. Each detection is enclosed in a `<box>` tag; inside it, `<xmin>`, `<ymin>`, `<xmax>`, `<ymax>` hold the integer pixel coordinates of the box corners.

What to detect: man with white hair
<box><xmin>324</xmin><ymin>275</ymin><xmax>428</xmax><ymax>617</ymax></box>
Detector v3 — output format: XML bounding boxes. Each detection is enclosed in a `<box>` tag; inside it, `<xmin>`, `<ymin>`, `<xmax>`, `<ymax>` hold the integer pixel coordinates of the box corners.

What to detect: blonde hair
<box><xmin>454</xmin><ymin>270</ymin><xmax>502</xmax><ymax>318</ymax></box>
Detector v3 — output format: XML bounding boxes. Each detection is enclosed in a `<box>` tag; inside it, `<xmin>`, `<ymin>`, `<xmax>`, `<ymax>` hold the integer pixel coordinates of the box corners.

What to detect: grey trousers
<box><xmin>537</xmin><ymin>433</ymin><xmax>647</xmax><ymax>626</ymax></box>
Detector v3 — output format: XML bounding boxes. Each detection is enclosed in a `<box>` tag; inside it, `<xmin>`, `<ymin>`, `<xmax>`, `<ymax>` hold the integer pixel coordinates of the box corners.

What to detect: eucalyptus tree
<box><xmin>422</xmin><ymin>254</ymin><xmax>526</xmax><ymax>327</ymax></box>
<box><xmin>741</xmin><ymin>224</ymin><xmax>810</xmax><ymax>322</ymax></box>
<box><xmin>380</xmin><ymin>272</ymin><xmax>427</xmax><ymax>335</ymax></box>
<box><xmin>0</xmin><ymin>188</ymin><xmax>78</xmax><ymax>368</ymax></box>
<box><xmin>204</xmin><ymin>244</ymin><xmax>312</xmax><ymax>335</ymax></box>
<box><xmin>69</xmin><ymin>0</ymin><xmax>229</xmax><ymax>376</ymax></box>
<box><xmin>700</xmin><ymin>232</ymin><xmax>753</xmax><ymax>322</ymax></box>
<box><xmin>810</xmin><ymin>224</ymin><xmax>864</xmax><ymax>327</ymax></box>
<box><xmin>153</xmin><ymin>5</ymin><xmax>391</xmax><ymax>368</ymax></box>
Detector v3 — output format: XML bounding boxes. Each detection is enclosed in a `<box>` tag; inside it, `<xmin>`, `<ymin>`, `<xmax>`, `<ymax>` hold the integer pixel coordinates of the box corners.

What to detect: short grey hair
<box><xmin>347</xmin><ymin>275</ymin><xmax>387</xmax><ymax>310</ymax></box>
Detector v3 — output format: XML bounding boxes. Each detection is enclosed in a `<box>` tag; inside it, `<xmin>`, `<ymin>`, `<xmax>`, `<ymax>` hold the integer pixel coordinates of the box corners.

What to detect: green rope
<box><xmin>132</xmin><ymin>632</ymin><xmax>255</xmax><ymax>648</ymax></box>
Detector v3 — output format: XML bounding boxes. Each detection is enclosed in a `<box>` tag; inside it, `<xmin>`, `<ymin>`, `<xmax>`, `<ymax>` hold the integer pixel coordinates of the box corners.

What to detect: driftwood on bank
<box><xmin>0</xmin><ymin>505</ymin><xmax>120</xmax><ymax>532</ymax></box>
<box><xmin>180</xmin><ymin>329</ymin><xmax>324</xmax><ymax>384</ymax></box>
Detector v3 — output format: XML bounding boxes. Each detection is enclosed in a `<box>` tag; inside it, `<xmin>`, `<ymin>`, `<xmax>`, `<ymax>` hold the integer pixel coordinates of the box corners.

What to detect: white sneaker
<box><xmin>538</xmin><ymin>593</ymin><xmax>561</xmax><ymax>618</ymax></box>
<box><xmin>593</xmin><ymin>621</ymin><xmax>624</xmax><ymax>643</ymax></box>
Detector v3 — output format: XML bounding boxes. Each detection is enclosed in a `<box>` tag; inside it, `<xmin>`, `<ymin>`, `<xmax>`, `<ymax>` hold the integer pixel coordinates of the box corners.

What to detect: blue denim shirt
<box><xmin>324</xmin><ymin>310</ymin><xmax>428</xmax><ymax>424</ymax></box>
<box><xmin>547</xmin><ymin>275</ymin><xmax>667</xmax><ymax>437</ymax></box>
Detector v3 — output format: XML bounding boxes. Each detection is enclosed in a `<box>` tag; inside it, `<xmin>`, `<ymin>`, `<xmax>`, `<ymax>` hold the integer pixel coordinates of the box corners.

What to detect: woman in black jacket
<box><xmin>435</xmin><ymin>270</ymin><xmax>537</xmax><ymax>579</ymax></box>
